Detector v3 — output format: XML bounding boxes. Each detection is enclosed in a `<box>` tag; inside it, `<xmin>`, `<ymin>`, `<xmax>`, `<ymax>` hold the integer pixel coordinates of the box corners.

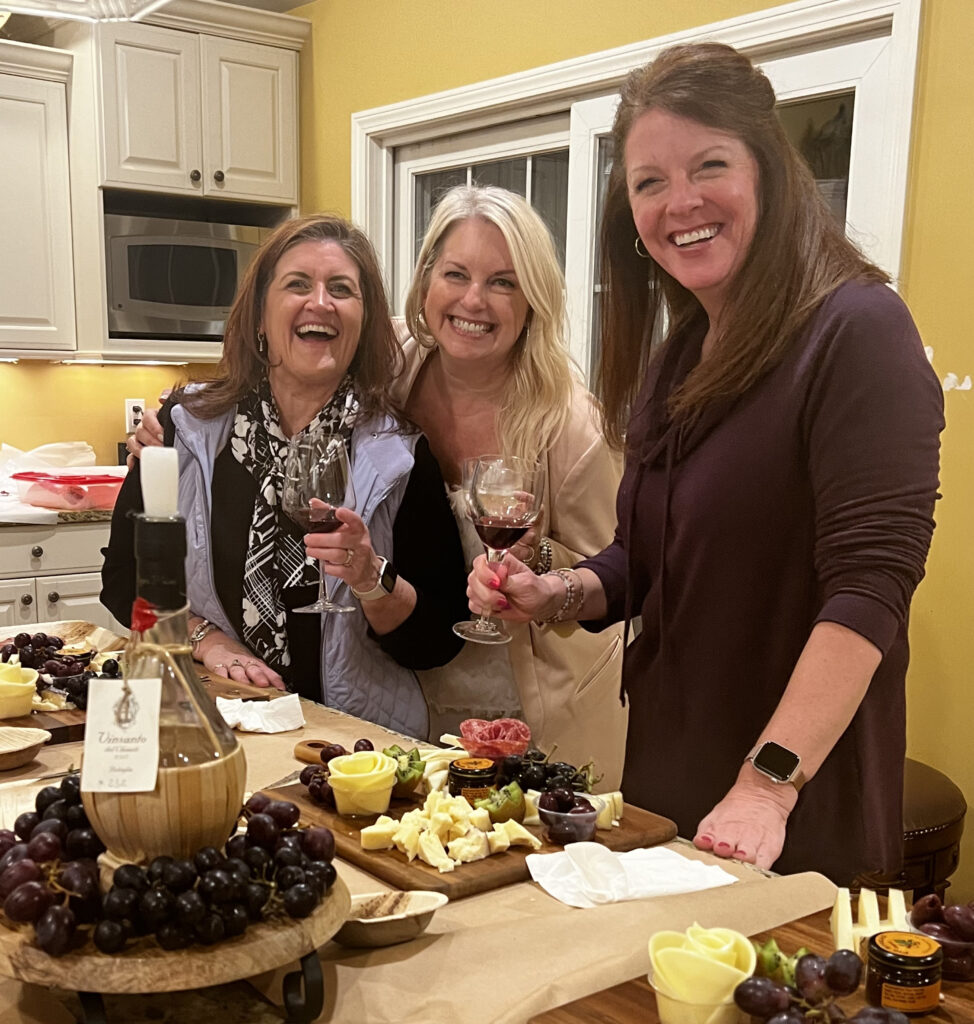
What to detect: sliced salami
<box><xmin>459</xmin><ymin>717</ymin><xmax>532</xmax><ymax>759</ymax></box>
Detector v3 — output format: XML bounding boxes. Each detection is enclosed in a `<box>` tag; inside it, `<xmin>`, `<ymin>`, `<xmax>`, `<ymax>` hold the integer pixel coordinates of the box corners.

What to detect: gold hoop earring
<box><xmin>634</xmin><ymin>236</ymin><xmax>650</xmax><ymax>259</ymax></box>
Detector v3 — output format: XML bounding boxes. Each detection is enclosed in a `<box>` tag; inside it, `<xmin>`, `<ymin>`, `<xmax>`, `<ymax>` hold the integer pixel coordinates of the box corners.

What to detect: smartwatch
<box><xmin>747</xmin><ymin>741</ymin><xmax>806</xmax><ymax>791</ymax></box>
<box><xmin>351</xmin><ymin>557</ymin><xmax>398</xmax><ymax>602</ymax></box>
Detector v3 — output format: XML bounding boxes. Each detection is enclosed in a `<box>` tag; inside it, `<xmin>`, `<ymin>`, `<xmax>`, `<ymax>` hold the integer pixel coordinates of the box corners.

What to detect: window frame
<box><xmin>352</xmin><ymin>0</ymin><xmax>921</xmax><ymax>366</ymax></box>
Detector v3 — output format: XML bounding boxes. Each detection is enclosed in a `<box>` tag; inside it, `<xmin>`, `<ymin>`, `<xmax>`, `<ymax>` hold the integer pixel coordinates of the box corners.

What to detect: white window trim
<box><xmin>351</xmin><ymin>0</ymin><xmax>921</xmax><ymax>289</ymax></box>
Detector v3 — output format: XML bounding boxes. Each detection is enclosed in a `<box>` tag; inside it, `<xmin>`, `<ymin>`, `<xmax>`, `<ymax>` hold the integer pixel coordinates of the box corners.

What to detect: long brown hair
<box><xmin>183</xmin><ymin>214</ymin><xmax>403</xmax><ymax>421</ymax></box>
<box><xmin>598</xmin><ymin>42</ymin><xmax>888</xmax><ymax>448</ymax></box>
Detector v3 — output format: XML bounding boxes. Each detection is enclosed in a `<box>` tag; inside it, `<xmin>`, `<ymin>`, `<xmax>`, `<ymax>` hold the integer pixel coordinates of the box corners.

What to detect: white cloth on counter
<box><xmin>215</xmin><ymin>692</ymin><xmax>305</xmax><ymax>732</ymax></box>
<box><xmin>526</xmin><ymin>842</ymin><xmax>739</xmax><ymax>909</ymax></box>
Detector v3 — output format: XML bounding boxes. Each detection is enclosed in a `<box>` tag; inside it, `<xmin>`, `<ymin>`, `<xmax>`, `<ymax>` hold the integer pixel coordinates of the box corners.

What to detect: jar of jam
<box><xmin>448</xmin><ymin>758</ymin><xmax>496</xmax><ymax>802</ymax></box>
<box><xmin>865</xmin><ymin>930</ymin><xmax>942</xmax><ymax>1016</ymax></box>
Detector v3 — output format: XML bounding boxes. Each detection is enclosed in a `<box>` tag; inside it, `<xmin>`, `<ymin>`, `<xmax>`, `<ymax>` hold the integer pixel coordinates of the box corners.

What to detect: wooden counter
<box><xmin>0</xmin><ymin>699</ymin><xmax>842</xmax><ymax>1024</ymax></box>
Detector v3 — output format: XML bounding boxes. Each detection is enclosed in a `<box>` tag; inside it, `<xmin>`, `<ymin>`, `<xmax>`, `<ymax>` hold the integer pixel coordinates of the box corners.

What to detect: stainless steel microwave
<box><xmin>105</xmin><ymin>214</ymin><xmax>269</xmax><ymax>341</ymax></box>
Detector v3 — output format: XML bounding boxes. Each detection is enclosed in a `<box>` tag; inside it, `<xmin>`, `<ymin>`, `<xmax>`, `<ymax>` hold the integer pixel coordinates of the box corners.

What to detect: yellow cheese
<box><xmin>359</xmin><ymin>815</ymin><xmax>398</xmax><ymax>851</ymax></box>
<box><xmin>418</xmin><ymin>829</ymin><xmax>456</xmax><ymax>872</ymax></box>
<box><xmin>487</xmin><ymin>829</ymin><xmax>511</xmax><ymax>855</ymax></box>
<box><xmin>495</xmin><ymin>819</ymin><xmax>542</xmax><ymax>850</ymax></box>
<box><xmin>523</xmin><ymin>790</ymin><xmax>541</xmax><ymax>826</ymax></box>
<box><xmin>447</xmin><ymin>829</ymin><xmax>490</xmax><ymax>863</ymax></box>
<box><xmin>393</xmin><ymin>821</ymin><xmax>422</xmax><ymax>861</ymax></box>
<box><xmin>830</xmin><ymin>887</ymin><xmax>910</xmax><ymax>952</ymax></box>
<box><xmin>467</xmin><ymin>806</ymin><xmax>492</xmax><ymax>831</ymax></box>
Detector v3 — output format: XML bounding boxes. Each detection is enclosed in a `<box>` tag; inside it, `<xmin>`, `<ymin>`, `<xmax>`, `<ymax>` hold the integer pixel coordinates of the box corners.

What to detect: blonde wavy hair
<box><xmin>404</xmin><ymin>185</ymin><xmax>575</xmax><ymax>463</ymax></box>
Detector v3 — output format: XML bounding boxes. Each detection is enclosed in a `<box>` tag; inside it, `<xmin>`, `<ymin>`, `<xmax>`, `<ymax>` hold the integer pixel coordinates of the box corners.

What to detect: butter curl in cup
<box><xmin>327</xmin><ymin>750</ymin><xmax>398</xmax><ymax>816</ymax></box>
<box><xmin>649</xmin><ymin>923</ymin><xmax>756</xmax><ymax>1004</ymax></box>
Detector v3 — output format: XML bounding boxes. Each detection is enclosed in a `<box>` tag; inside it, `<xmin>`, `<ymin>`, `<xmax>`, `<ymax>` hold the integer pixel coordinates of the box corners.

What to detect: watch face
<box><xmin>753</xmin><ymin>741</ymin><xmax>800</xmax><ymax>782</ymax></box>
<box><xmin>379</xmin><ymin>561</ymin><xmax>398</xmax><ymax>594</ymax></box>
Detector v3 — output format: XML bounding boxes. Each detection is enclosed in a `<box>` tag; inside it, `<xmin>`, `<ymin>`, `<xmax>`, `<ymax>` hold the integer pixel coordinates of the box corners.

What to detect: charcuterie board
<box><xmin>264</xmin><ymin>781</ymin><xmax>678</xmax><ymax>900</ymax></box>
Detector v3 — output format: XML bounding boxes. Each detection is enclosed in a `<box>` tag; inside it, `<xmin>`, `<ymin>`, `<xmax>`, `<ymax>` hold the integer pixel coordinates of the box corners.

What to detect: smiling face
<box><xmin>260</xmin><ymin>239</ymin><xmax>364</xmax><ymax>401</ymax></box>
<box><xmin>625</xmin><ymin>107</ymin><xmax>760</xmax><ymax>324</ymax></box>
<box><xmin>422</xmin><ymin>218</ymin><xmax>530</xmax><ymax>374</ymax></box>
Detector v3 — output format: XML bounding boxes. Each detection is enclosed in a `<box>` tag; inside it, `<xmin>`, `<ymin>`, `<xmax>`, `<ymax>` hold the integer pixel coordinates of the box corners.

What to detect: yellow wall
<box><xmin>293</xmin><ymin>0</ymin><xmax>974</xmax><ymax>900</ymax></box>
<box><xmin>0</xmin><ymin>364</ymin><xmax>203</xmax><ymax>464</ymax></box>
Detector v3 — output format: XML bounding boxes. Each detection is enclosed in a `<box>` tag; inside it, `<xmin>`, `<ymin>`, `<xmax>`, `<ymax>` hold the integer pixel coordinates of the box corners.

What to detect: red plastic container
<box><xmin>12</xmin><ymin>471</ymin><xmax>125</xmax><ymax>511</ymax></box>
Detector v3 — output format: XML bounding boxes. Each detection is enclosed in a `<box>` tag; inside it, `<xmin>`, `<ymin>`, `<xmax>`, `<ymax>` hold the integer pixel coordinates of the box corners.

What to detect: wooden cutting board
<box><xmin>265</xmin><ymin>781</ymin><xmax>678</xmax><ymax>900</ymax></box>
<box><xmin>1</xmin><ymin>709</ymin><xmax>86</xmax><ymax>745</ymax></box>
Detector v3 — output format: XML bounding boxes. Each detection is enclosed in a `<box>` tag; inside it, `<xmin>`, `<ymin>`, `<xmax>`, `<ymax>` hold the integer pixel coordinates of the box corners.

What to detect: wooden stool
<box><xmin>859</xmin><ymin>758</ymin><xmax>967</xmax><ymax>900</ymax></box>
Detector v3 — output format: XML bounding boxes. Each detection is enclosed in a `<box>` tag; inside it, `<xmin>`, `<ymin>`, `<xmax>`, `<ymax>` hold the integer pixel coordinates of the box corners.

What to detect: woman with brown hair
<box><xmin>468</xmin><ymin>43</ymin><xmax>943</xmax><ymax>883</ymax></box>
<box><xmin>102</xmin><ymin>215</ymin><xmax>467</xmax><ymax>739</ymax></box>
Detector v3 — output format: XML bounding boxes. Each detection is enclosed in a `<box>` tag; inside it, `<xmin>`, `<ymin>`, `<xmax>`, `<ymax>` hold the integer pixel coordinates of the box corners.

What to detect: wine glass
<box><xmin>453</xmin><ymin>455</ymin><xmax>545</xmax><ymax>645</ymax></box>
<box><xmin>281</xmin><ymin>431</ymin><xmax>357</xmax><ymax>614</ymax></box>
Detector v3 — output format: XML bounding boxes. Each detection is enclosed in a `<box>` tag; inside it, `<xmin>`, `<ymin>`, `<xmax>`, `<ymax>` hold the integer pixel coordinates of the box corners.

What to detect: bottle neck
<box><xmin>134</xmin><ymin>514</ymin><xmax>187</xmax><ymax>611</ymax></box>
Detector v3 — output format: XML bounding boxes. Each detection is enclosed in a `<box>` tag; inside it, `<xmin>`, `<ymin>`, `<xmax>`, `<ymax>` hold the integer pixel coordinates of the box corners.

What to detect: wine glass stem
<box><xmin>474</xmin><ymin>547</ymin><xmax>506</xmax><ymax>631</ymax></box>
<box><xmin>318</xmin><ymin>562</ymin><xmax>327</xmax><ymax>606</ymax></box>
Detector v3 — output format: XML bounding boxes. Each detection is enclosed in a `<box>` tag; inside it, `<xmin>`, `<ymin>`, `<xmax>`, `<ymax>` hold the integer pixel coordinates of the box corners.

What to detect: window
<box><xmin>353</xmin><ymin>0</ymin><xmax>921</xmax><ymax>382</ymax></box>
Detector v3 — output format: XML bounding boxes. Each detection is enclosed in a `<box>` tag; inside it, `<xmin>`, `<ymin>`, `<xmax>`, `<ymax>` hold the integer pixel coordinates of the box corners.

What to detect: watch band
<box><xmin>351</xmin><ymin>557</ymin><xmax>397</xmax><ymax>602</ymax></box>
<box><xmin>189</xmin><ymin>619</ymin><xmax>217</xmax><ymax>656</ymax></box>
<box><xmin>747</xmin><ymin>741</ymin><xmax>806</xmax><ymax>791</ymax></box>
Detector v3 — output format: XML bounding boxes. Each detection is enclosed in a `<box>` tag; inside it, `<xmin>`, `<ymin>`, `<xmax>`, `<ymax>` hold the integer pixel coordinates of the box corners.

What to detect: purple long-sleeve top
<box><xmin>579</xmin><ymin>280</ymin><xmax>944</xmax><ymax>883</ymax></box>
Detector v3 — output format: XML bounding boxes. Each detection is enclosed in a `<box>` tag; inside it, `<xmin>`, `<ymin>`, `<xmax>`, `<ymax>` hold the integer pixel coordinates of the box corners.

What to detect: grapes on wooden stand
<box><xmin>0</xmin><ymin>781</ymin><xmax>336</xmax><ymax>957</ymax></box>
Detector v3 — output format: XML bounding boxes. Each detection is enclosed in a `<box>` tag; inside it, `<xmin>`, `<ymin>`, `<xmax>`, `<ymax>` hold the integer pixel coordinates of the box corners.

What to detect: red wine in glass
<box><xmin>288</xmin><ymin>507</ymin><xmax>342</xmax><ymax>535</ymax></box>
<box><xmin>454</xmin><ymin>455</ymin><xmax>545</xmax><ymax>646</ymax></box>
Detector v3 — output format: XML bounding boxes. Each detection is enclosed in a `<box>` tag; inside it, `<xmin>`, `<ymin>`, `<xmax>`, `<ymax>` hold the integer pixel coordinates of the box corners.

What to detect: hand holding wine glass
<box><xmin>281</xmin><ymin>431</ymin><xmax>357</xmax><ymax>614</ymax></box>
<box><xmin>454</xmin><ymin>455</ymin><xmax>545</xmax><ymax>645</ymax></box>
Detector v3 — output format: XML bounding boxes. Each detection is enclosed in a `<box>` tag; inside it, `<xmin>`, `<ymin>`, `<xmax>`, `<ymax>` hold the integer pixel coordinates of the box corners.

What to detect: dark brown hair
<box><xmin>183</xmin><ymin>214</ymin><xmax>402</xmax><ymax>421</ymax></box>
<box><xmin>598</xmin><ymin>42</ymin><xmax>888</xmax><ymax>447</ymax></box>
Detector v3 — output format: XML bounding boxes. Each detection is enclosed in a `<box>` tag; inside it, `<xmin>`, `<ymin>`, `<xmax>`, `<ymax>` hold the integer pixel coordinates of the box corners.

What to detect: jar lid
<box><xmin>868</xmin><ymin>931</ymin><xmax>944</xmax><ymax>968</ymax></box>
<box><xmin>450</xmin><ymin>757</ymin><xmax>496</xmax><ymax>775</ymax></box>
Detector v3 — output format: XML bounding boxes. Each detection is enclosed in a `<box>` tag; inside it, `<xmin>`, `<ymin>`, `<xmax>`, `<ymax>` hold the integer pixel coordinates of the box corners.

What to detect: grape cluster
<box><xmin>92</xmin><ymin>793</ymin><xmax>337</xmax><ymax>955</ymax></box>
<box><xmin>735</xmin><ymin>950</ymin><xmax>905</xmax><ymax>1024</ymax></box>
<box><xmin>0</xmin><ymin>783</ymin><xmax>337</xmax><ymax>958</ymax></box>
<box><xmin>0</xmin><ymin>632</ymin><xmax>122</xmax><ymax>712</ymax></box>
<box><xmin>494</xmin><ymin>748</ymin><xmax>597</xmax><ymax>794</ymax></box>
<box><xmin>910</xmin><ymin>892</ymin><xmax>974</xmax><ymax>979</ymax></box>
<box><xmin>0</xmin><ymin>772</ymin><xmax>107</xmax><ymax>956</ymax></box>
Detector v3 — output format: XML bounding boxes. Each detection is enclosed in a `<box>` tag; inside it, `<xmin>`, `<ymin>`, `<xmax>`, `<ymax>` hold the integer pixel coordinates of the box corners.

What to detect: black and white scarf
<box><xmin>229</xmin><ymin>376</ymin><xmax>358</xmax><ymax>670</ymax></box>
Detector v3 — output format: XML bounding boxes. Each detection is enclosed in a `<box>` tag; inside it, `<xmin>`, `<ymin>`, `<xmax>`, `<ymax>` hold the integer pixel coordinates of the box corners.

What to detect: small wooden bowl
<box><xmin>0</xmin><ymin>727</ymin><xmax>52</xmax><ymax>771</ymax></box>
<box><xmin>332</xmin><ymin>890</ymin><xmax>448</xmax><ymax>948</ymax></box>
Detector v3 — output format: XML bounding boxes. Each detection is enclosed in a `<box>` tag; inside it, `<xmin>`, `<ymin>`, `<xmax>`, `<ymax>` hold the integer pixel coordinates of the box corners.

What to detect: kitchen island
<box><xmin>0</xmin><ymin>697</ymin><xmax>842</xmax><ymax>1023</ymax></box>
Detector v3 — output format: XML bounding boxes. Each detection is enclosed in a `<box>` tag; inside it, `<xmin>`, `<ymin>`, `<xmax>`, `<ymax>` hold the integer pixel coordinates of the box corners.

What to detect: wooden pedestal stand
<box><xmin>0</xmin><ymin>876</ymin><xmax>350</xmax><ymax>1023</ymax></box>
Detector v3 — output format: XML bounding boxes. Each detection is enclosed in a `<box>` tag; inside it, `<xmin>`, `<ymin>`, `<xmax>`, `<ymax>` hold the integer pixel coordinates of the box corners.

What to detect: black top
<box><xmin>101</xmin><ymin>402</ymin><xmax>468</xmax><ymax>701</ymax></box>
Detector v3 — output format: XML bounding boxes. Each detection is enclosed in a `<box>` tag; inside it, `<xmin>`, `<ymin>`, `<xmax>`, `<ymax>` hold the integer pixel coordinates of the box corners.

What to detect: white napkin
<box><xmin>215</xmin><ymin>693</ymin><xmax>305</xmax><ymax>733</ymax></box>
<box><xmin>526</xmin><ymin>842</ymin><xmax>739</xmax><ymax>909</ymax></box>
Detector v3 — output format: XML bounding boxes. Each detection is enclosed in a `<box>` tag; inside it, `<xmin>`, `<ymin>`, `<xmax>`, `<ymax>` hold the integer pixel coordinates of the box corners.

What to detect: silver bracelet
<box><xmin>537</xmin><ymin>568</ymin><xmax>584</xmax><ymax>624</ymax></box>
<box><xmin>533</xmin><ymin>536</ymin><xmax>553</xmax><ymax>576</ymax></box>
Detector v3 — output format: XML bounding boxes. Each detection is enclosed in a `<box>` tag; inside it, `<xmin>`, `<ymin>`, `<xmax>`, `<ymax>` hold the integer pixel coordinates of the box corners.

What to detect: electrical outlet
<box><xmin>125</xmin><ymin>398</ymin><xmax>145</xmax><ymax>434</ymax></box>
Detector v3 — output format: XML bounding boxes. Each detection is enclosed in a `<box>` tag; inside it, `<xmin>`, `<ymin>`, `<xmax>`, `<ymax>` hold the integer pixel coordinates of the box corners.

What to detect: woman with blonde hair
<box><xmin>399</xmin><ymin>184</ymin><xmax>627</xmax><ymax>786</ymax></box>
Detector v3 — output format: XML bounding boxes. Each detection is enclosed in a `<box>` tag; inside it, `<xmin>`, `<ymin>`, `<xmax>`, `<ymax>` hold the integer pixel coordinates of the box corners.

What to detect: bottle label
<box><xmin>880</xmin><ymin>980</ymin><xmax>940</xmax><ymax>1012</ymax></box>
<box><xmin>80</xmin><ymin>677</ymin><xmax>162</xmax><ymax>792</ymax></box>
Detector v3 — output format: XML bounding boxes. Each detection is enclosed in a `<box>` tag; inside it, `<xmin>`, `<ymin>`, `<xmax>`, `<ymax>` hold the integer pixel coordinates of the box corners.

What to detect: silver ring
<box><xmin>343</xmin><ymin>549</ymin><xmax>353</xmax><ymax>567</ymax></box>
<box><xmin>230</xmin><ymin>659</ymin><xmax>243</xmax><ymax>668</ymax></box>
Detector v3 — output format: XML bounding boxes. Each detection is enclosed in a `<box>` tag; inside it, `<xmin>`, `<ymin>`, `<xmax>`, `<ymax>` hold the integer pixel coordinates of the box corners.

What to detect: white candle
<box><xmin>141</xmin><ymin>447</ymin><xmax>179</xmax><ymax>517</ymax></box>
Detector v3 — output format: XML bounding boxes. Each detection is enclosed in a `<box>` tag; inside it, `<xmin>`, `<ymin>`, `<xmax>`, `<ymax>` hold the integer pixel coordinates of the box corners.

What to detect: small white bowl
<box><xmin>0</xmin><ymin>727</ymin><xmax>52</xmax><ymax>770</ymax></box>
<box><xmin>332</xmin><ymin>890</ymin><xmax>448</xmax><ymax>948</ymax></box>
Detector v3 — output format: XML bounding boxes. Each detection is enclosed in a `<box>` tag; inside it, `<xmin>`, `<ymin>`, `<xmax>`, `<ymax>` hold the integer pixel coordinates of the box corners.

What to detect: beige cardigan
<box><xmin>394</xmin><ymin>331</ymin><xmax>628</xmax><ymax>790</ymax></box>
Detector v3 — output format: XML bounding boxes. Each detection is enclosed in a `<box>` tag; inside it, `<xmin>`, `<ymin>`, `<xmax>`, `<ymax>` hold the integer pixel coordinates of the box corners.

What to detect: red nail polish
<box><xmin>498</xmin><ymin>598</ymin><xmax>509</xmax><ymax>610</ymax></box>
<box><xmin>488</xmin><ymin>577</ymin><xmax>500</xmax><ymax>590</ymax></box>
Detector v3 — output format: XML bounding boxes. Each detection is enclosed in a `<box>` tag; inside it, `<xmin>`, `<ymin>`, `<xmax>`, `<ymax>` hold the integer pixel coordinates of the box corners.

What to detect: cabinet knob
<box><xmin>30</xmin><ymin>545</ymin><xmax>43</xmax><ymax>558</ymax></box>
<box><xmin>47</xmin><ymin>592</ymin><xmax>60</xmax><ymax>604</ymax></box>
<box><xmin>213</xmin><ymin>169</ymin><xmax>225</xmax><ymax>183</ymax></box>
<box><xmin>20</xmin><ymin>594</ymin><xmax>32</xmax><ymax>607</ymax></box>
<box><xmin>190</xmin><ymin>168</ymin><xmax>202</xmax><ymax>183</ymax></box>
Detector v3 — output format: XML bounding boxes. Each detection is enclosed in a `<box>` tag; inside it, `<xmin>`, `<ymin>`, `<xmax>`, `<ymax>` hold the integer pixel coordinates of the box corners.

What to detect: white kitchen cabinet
<box><xmin>0</xmin><ymin>522</ymin><xmax>126</xmax><ymax>634</ymax></box>
<box><xmin>0</xmin><ymin>46</ymin><xmax>76</xmax><ymax>352</ymax></box>
<box><xmin>99</xmin><ymin>21</ymin><xmax>297</xmax><ymax>203</ymax></box>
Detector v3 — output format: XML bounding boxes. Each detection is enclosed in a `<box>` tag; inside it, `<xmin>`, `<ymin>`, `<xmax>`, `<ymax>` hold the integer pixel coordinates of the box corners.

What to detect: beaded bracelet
<box><xmin>537</xmin><ymin>568</ymin><xmax>584</xmax><ymax>624</ymax></box>
<box><xmin>533</xmin><ymin>536</ymin><xmax>553</xmax><ymax>576</ymax></box>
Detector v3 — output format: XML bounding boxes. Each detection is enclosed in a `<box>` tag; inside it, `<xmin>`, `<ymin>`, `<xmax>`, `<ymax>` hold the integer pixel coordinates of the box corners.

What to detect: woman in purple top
<box><xmin>468</xmin><ymin>42</ymin><xmax>943</xmax><ymax>883</ymax></box>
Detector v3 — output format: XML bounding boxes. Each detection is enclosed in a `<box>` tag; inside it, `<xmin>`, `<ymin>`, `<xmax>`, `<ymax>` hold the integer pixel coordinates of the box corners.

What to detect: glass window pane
<box><xmin>471</xmin><ymin>157</ymin><xmax>527</xmax><ymax>196</ymax></box>
<box><xmin>589</xmin><ymin>135</ymin><xmax>613</xmax><ymax>382</ymax></box>
<box><xmin>531</xmin><ymin>150</ymin><xmax>569</xmax><ymax>268</ymax></box>
<box><xmin>777</xmin><ymin>91</ymin><xmax>855</xmax><ymax>224</ymax></box>
<box><xmin>414</xmin><ymin>168</ymin><xmax>467</xmax><ymax>264</ymax></box>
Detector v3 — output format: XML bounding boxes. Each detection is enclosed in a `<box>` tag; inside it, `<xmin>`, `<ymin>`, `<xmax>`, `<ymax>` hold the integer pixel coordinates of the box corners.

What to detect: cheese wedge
<box><xmin>418</xmin><ymin>829</ymin><xmax>456</xmax><ymax>872</ymax></box>
<box><xmin>494</xmin><ymin>819</ymin><xmax>542</xmax><ymax>850</ymax></box>
<box><xmin>447</xmin><ymin>829</ymin><xmax>490</xmax><ymax>863</ymax></box>
<box><xmin>487</xmin><ymin>829</ymin><xmax>511</xmax><ymax>855</ymax></box>
<box><xmin>360</xmin><ymin>815</ymin><xmax>398</xmax><ymax>850</ymax></box>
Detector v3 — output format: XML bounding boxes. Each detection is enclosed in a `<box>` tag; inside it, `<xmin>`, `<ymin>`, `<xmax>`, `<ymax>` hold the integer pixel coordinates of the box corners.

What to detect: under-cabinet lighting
<box><xmin>57</xmin><ymin>359</ymin><xmax>189</xmax><ymax>367</ymax></box>
<box><xmin>0</xmin><ymin>357</ymin><xmax>20</xmax><ymax>365</ymax></box>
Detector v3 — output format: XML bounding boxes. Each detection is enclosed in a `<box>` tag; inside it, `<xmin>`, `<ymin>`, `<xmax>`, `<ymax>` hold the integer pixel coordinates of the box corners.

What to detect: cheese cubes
<box><xmin>360</xmin><ymin>789</ymin><xmax>541</xmax><ymax>872</ymax></box>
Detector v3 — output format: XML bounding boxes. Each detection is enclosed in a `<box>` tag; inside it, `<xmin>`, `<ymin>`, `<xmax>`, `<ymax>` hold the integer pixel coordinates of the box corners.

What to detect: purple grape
<box><xmin>243</xmin><ymin>881</ymin><xmax>271</xmax><ymax>920</ymax></box>
<box><xmin>299</xmin><ymin>765</ymin><xmax>323</xmax><ymax>786</ymax></box>
<box><xmin>0</xmin><ymin>843</ymin><xmax>30</xmax><ymax>874</ymax></box>
<box><xmin>243</xmin><ymin>845</ymin><xmax>271</xmax><ymax>874</ymax></box>
<box><xmin>733</xmin><ymin>976</ymin><xmax>791</xmax><ymax>1016</ymax></box>
<box><xmin>102</xmin><ymin>886</ymin><xmax>139</xmax><ymax>921</ymax></box>
<box><xmin>199</xmin><ymin>868</ymin><xmax>233</xmax><ymax>904</ymax></box>
<box><xmin>113</xmin><ymin>862</ymin><xmax>149</xmax><ymax>892</ymax></box>
<box><xmin>282</xmin><ymin>882</ymin><xmax>318</xmax><ymax>918</ymax></box>
<box><xmin>3</xmin><ymin>880</ymin><xmax>55</xmax><ymax>922</ymax></box>
<box><xmin>768</xmin><ymin>1010</ymin><xmax>805</xmax><ymax>1024</ymax></box>
<box><xmin>300</xmin><ymin>827</ymin><xmax>335</xmax><ymax>863</ymax></box>
<box><xmin>264</xmin><ymin>799</ymin><xmax>300</xmax><ymax>829</ymax></box>
<box><xmin>139</xmin><ymin>887</ymin><xmax>175</xmax><ymax>927</ymax></box>
<box><xmin>794</xmin><ymin>952</ymin><xmax>830</xmax><ymax>1004</ymax></box>
<box><xmin>225</xmin><ymin>833</ymin><xmax>248</xmax><ymax>859</ymax></box>
<box><xmin>156</xmin><ymin>921</ymin><xmax>194</xmax><ymax>950</ymax></box>
<box><xmin>245</xmin><ymin>813</ymin><xmax>281</xmax><ymax>850</ymax></box>
<box><xmin>918</xmin><ymin>920</ymin><xmax>974</xmax><ymax>956</ymax></box>
<box><xmin>34</xmin><ymin>905</ymin><xmax>76</xmax><ymax>957</ymax></box>
<box><xmin>194</xmin><ymin>846</ymin><xmax>223</xmax><ymax>873</ymax></box>
<box><xmin>943</xmin><ymin>903</ymin><xmax>974</xmax><ymax>942</ymax></box>
<box><xmin>93</xmin><ymin>919</ymin><xmax>128</xmax><ymax>954</ymax></box>
<box><xmin>219</xmin><ymin>903</ymin><xmax>249</xmax><ymax>937</ymax></box>
<box><xmin>0</xmin><ymin>643</ymin><xmax>16</xmax><ymax>662</ymax></box>
<box><xmin>851</xmin><ymin>1009</ymin><xmax>909</xmax><ymax>1024</ymax></box>
<box><xmin>824</xmin><ymin>948</ymin><xmax>863</xmax><ymax>996</ymax></box>
<box><xmin>0</xmin><ymin>858</ymin><xmax>41</xmax><ymax>898</ymax></box>
<box><xmin>304</xmin><ymin>860</ymin><xmax>337</xmax><ymax>895</ymax></box>
<box><xmin>244</xmin><ymin>792</ymin><xmax>270</xmax><ymax>815</ymax></box>
<box><xmin>194</xmin><ymin>912</ymin><xmax>226</xmax><ymax>945</ymax></box>
<box><xmin>319</xmin><ymin>743</ymin><xmax>347</xmax><ymax>764</ymax></box>
<box><xmin>0</xmin><ymin>829</ymin><xmax>15</xmax><ymax>858</ymax></box>
<box><xmin>13</xmin><ymin>633</ymin><xmax>30</xmax><ymax>649</ymax></box>
<box><xmin>65</xmin><ymin>827</ymin><xmax>105</xmax><ymax>860</ymax></box>
<box><xmin>910</xmin><ymin>892</ymin><xmax>945</xmax><ymax>927</ymax></box>
<box><xmin>353</xmin><ymin>738</ymin><xmax>374</xmax><ymax>752</ymax></box>
<box><xmin>32</xmin><ymin>819</ymin><xmax>67</xmax><ymax>844</ymax></box>
<box><xmin>174</xmin><ymin>889</ymin><xmax>207</xmax><ymax>926</ymax></box>
<box><xmin>13</xmin><ymin>811</ymin><xmax>40</xmax><ymax>841</ymax></box>
<box><xmin>26</xmin><ymin>831</ymin><xmax>61</xmax><ymax>863</ymax></box>
<box><xmin>942</xmin><ymin>949</ymin><xmax>974</xmax><ymax>981</ymax></box>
